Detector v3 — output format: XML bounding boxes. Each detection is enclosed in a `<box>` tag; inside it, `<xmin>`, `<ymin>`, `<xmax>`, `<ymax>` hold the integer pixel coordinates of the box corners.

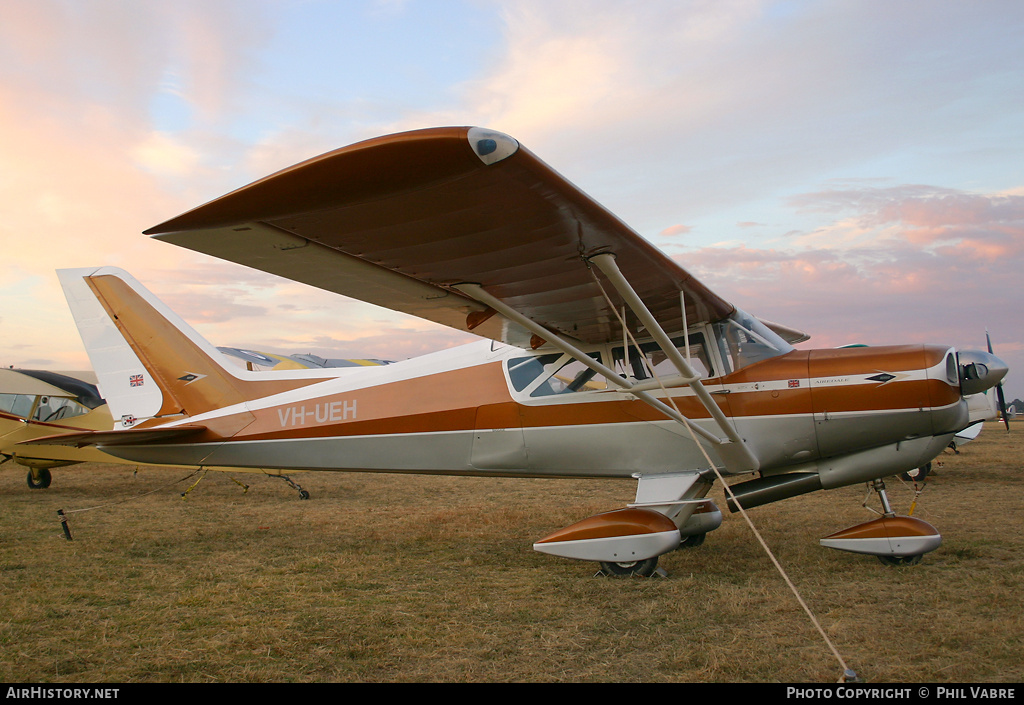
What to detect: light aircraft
<box><xmin>0</xmin><ymin>368</ymin><xmax>112</xmax><ymax>487</ymax></box>
<box><xmin>32</xmin><ymin>126</ymin><xmax>1008</xmax><ymax>575</ymax></box>
<box><xmin>946</xmin><ymin>392</ymin><xmax>1001</xmax><ymax>454</ymax></box>
<box><xmin>218</xmin><ymin>347</ymin><xmax>392</xmax><ymax>372</ymax></box>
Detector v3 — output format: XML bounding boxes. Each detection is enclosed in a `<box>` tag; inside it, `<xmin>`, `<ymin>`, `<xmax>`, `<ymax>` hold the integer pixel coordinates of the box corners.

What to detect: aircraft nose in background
<box><xmin>957</xmin><ymin>349</ymin><xmax>1009</xmax><ymax>396</ymax></box>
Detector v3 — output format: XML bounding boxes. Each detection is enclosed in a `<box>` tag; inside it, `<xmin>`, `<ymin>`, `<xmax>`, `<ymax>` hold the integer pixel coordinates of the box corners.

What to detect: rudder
<box><xmin>57</xmin><ymin>267</ymin><xmax>315</xmax><ymax>429</ymax></box>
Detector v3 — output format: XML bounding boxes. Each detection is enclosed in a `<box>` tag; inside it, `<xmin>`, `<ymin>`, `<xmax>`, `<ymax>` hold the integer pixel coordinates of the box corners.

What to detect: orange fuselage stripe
<box><xmin>214</xmin><ymin>345</ymin><xmax>956</xmax><ymax>443</ymax></box>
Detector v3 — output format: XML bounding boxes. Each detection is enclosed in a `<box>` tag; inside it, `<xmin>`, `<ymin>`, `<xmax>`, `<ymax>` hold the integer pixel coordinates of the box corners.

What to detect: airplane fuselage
<box><xmin>103</xmin><ymin>338</ymin><xmax>967</xmax><ymax>500</ymax></box>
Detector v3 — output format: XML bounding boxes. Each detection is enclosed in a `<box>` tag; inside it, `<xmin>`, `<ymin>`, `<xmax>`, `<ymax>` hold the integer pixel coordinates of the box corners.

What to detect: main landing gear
<box><xmin>27</xmin><ymin>468</ymin><xmax>52</xmax><ymax>489</ymax></box>
<box><xmin>871</xmin><ymin>479</ymin><xmax>926</xmax><ymax>567</ymax></box>
<box><xmin>597</xmin><ymin>531</ymin><xmax>707</xmax><ymax>577</ymax></box>
<box><xmin>599</xmin><ymin>557</ymin><xmax>661</xmax><ymax>577</ymax></box>
<box><xmin>900</xmin><ymin>462</ymin><xmax>931</xmax><ymax>483</ymax></box>
<box><xmin>876</xmin><ymin>553</ymin><xmax>923</xmax><ymax>567</ymax></box>
<box><xmin>677</xmin><ymin>531</ymin><xmax>707</xmax><ymax>548</ymax></box>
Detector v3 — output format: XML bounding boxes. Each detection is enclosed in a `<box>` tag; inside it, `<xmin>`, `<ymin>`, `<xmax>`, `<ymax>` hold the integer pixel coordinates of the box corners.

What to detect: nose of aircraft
<box><xmin>957</xmin><ymin>349</ymin><xmax>1009</xmax><ymax>396</ymax></box>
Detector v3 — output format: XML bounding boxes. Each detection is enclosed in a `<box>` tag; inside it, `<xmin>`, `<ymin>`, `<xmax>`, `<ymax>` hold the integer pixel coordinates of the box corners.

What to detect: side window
<box><xmin>611</xmin><ymin>333</ymin><xmax>713</xmax><ymax>381</ymax></box>
<box><xmin>506</xmin><ymin>352</ymin><xmax>606</xmax><ymax>398</ymax></box>
<box><xmin>0</xmin><ymin>394</ymin><xmax>90</xmax><ymax>422</ymax></box>
<box><xmin>533</xmin><ymin>354</ymin><xmax>607</xmax><ymax>397</ymax></box>
<box><xmin>0</xmin><ymin>394</ymin><xmax>35</xmax><ymax>419</ymax></box>
<box><xmin>32</xmin><ymin>396</ymin><xmax>90</xmax><ymax>422</ymax></box>
<box><xmin>507</xmin><ymin>354</ymin><xmax>561</xmax><ymax>392</ymax></box>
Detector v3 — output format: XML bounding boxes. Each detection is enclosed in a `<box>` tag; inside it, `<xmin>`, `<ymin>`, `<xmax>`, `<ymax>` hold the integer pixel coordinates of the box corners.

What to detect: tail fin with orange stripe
<box><xmin>57</xmin><ymin>267</ymin><xmax>322</xmax><ymax>429</ymax></box>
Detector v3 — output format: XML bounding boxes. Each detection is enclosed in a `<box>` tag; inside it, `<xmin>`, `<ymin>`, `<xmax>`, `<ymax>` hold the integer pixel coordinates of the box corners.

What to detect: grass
<box><xmin>1</xmin><ymin>425</ymin><xmax>1021</xmax><ymax>683</ymax></box>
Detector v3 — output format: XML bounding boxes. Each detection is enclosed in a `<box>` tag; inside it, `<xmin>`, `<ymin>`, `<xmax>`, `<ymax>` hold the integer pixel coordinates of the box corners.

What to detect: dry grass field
<box><xmin>1</xmin><ymin>425</ymin><xmax>1021</xmax><ymax>683</ymax></box>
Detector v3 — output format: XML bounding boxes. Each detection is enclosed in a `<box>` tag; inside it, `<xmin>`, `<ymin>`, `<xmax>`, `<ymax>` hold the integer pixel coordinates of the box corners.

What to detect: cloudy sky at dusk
<box><xmin>1</xmin><ymin>0</ymin><xmax>1021</xmax><ymax>400</ymax></box>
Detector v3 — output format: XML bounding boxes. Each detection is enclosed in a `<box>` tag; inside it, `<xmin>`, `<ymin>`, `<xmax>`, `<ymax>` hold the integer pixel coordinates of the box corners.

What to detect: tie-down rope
<box><xmin>590</xmin><ymin>270</ymin><xmax>853</xmax><ymax>680</ymax></box>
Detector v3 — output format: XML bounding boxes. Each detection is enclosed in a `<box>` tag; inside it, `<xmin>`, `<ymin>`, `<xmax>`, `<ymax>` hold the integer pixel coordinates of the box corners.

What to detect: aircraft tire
<box><xmin>900</xmin><ymin>462</ymin><xmax>931</xmax><ymax>483</ymax></box>
<box><xmin>677</xmin><ymin>532</ymin><xmax>706</xmax><ymax>549</ymax></box>
<box><xmin>26</xmin><ymin>469</ymin><xmax>52</xmax><ymax>490</ymax></box>
<box><xmin>877</xmin><ymin>553</ymin><xmax>923</xmax><ymax>567</ymax></box>
<box><xmin>599</xmin><ymin>557</ymin><xmax>659</xmax><ymax>577</ymax></box>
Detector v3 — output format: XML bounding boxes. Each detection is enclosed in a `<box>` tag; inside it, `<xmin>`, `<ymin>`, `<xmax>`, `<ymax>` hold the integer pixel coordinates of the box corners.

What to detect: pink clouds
<box><xmin>675</xmin><ymin>182</ymin><xmax>1023</xmax><ymax>397</ymax></box>
<box><xmin>659</xmin><ymin>224</ymin><xmax>693</xmax><ymax>237</ymax></box>
<box><xmin>0</xmin><ymin>0</ymin><xmax>1021</xmax><ymax>405</ymax></box>
<box><xmin>882</xmin><ymin>194</ymin><xmax>1016</xmax><ymax>228</ymax></box>
<box><xmin>0</xmin><ymin>2</ymin><xmax>271</xmax><ymax>372</ymax></box>
<box><xmin>789</xmin><ymin>185</ymin><xmax>1024</xmax><ymax>236</ymax></box>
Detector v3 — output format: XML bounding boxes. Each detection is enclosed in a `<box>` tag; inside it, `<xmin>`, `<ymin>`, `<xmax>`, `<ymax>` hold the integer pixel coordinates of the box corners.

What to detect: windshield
<box><xmin>712</xmin><ymin>309</ymin><xmax>793</xmax><ymax>374</ymax></box>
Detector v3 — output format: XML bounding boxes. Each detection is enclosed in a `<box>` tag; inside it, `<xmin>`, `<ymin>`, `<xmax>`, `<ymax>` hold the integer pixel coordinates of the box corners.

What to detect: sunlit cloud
<box><xmin>1</xmin><ymin>1</ymin><xmax>1022</xmax><ymax>400</ymax></box>
<box><xmin>677</xmin><ymin>182</ymin><xmax>1023</xmax><ymax>380</ymax></box>
<box><xmin>659</xmin><ymin>224</ymin><xmax>693</xmax><ymax>238</ymax></box>
<box><xmin>132</xmin><ymin>131</ymin><xmax>203</xmax><ymax>176</ymax></box>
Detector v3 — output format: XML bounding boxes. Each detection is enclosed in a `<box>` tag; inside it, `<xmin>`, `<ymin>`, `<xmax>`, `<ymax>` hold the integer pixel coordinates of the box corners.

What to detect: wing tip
<box><xmin>466</xmin><ymin>127</ymin><xmax>519</xmax><ymax>165</ymax></box>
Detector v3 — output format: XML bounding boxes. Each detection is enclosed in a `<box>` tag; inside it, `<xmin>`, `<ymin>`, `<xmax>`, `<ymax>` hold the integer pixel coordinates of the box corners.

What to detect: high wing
<box><xmin>146</xmin><ymin>127</ymin><xmax>803</xmax><ymax>348</ymax></box>
<box><xmin>0</xmin><ymin>369</ymin><xmax>102</xmax><ymax>406</ymax></box>
<box><xmin>217</xmin><ymin>347</ymin><xmax>391</xmax><ymax>371</ymax></box>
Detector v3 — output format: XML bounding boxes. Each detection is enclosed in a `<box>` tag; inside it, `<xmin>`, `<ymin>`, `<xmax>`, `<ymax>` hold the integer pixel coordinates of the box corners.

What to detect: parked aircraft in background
<box><xmin>2</xmin><ymin>359</ymin><xmax>385</xmax><ymax>489</ymax></box>
<box><xmin>0</xmin><ymin>368</ymin><xmax>112</xmax><ymax>487</ymax></box>
<box><xmin>218</xmin><ymin>347</ymin><xmax>391</xmax><ymax>372</ymax></box>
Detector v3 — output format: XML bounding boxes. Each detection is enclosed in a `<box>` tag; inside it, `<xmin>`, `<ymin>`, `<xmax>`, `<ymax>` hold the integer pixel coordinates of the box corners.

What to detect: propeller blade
<box><xmin>996</xmin><ymin>382</ymin><xmax>1010</xmax><ymax>432</ymax></box>
<box><xmin>986</xmin><ymin>330</ymin><xmax>1010</xmax><ymax>432</ymax></box>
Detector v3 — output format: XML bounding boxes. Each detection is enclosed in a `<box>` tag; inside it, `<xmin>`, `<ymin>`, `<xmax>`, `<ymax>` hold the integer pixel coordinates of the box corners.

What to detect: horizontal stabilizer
<box><xmin>23</xmin><ymin>425</ymin><xmax>208</xmax><ymax>449</ymax></box>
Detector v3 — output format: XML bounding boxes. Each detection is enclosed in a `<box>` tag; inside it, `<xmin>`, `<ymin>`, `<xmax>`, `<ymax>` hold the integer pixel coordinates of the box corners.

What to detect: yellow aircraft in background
<box><xmin>2</xmin><ymin>359</ymin><xmax>387</xmax><ymax>489</ymax></box>
<box><xmin>0</xmin><ymin>368</ymin><xmax>113</xmax><ymax>487</ymax></box>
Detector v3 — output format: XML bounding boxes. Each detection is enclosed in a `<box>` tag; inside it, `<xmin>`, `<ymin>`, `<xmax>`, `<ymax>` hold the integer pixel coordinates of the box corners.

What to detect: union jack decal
<box><xmin>129</xmin><ymin>374</ymin><xmax>145</xmax><ymax>387</ymax></box>
<box><xmin>788</xmin><ymin>379</ymin><xmax>800</xmax><ymax>388</ymax></box>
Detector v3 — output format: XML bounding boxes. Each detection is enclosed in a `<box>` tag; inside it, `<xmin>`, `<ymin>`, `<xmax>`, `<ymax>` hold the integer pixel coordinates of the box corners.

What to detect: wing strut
<box><xmin>588</xmin><ymin>253</ymin><xmax>758</xmax><ymax>473</ymax></box>
<box><xmin>454</xmin><ymin>283</ymin><xmax>742</xmax><ymax>458</ymax></box>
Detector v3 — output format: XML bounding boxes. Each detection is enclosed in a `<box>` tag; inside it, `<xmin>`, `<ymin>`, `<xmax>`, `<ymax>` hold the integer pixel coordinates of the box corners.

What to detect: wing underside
<box><xmin>145</xmin><ymin>127</ymin><xmax>743</xmax><ymax>348</ymax></box>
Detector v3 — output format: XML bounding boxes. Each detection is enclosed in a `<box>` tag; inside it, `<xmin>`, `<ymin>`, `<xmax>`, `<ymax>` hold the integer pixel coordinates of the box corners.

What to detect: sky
<box><xmin>1</xmin><ymin>0</ymin><xmax>1022</xmax><ymax>400</ymax></box>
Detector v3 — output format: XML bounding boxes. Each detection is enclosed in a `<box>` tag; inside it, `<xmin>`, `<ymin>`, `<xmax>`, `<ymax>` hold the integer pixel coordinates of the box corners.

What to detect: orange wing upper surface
<box><xmin>146</xmin><ymin>126</ymin><xmax>735</xmax><ymax>347</ymax></box>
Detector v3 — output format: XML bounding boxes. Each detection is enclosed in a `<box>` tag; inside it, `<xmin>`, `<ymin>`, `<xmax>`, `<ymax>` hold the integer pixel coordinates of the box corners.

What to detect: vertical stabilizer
<box><xmin>57</xmin><ymin>267</ymin><xmax>317</xmax><ymax>429</ymax></box>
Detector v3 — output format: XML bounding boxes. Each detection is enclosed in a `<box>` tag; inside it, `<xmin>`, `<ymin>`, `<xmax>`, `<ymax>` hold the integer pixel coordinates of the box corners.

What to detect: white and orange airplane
<box><xmin>34</xmin><ymin>127</ymin><xmax>1008</xmax><ymax>575</ymax></box>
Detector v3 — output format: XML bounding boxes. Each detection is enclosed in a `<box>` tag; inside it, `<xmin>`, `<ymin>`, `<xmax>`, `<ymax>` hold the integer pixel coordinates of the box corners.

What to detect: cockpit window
<box><xmin>508</xmin><ymin>354</ymin><xmax>560</xmax><ymax>392</ymax></box>
<box><xmin>0</xmin><ymin>394</ymin><xmax>35</xmax><ymax>419</ymax></box>
<box><xmin>611</xmin><ymin>332</ymin><xmax>712</xmax><ymax>381</ymax></box>
<box><xmin>507</xmin><ymin>352</ymin><xmax>607</xmax><ymax>397</ymax></box>
<box><xmin>32</xmin><ymin>396</ymin><xmax>90</xmax><ymax>422</ymax></box>
<box><xmin>0</xmin><ymin>393</ymin><xmax>90</xmax><ymax>422</ymax></box>
<box><xmin>712</xmin><ymin>309</ymin><xmax>793</xmax><ymax>374</ymax></box>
